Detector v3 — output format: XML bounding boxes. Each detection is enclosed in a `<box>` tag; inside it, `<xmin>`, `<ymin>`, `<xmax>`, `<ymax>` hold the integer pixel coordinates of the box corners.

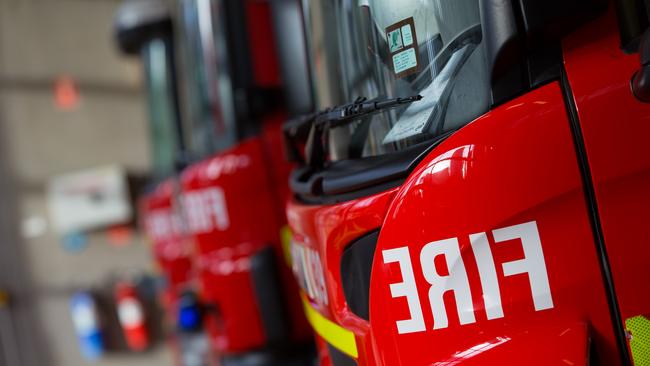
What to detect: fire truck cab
<box><xmin>284</xmin><ymin>0</ymin><xmax>650</xmax><ymax>365</ymax></box>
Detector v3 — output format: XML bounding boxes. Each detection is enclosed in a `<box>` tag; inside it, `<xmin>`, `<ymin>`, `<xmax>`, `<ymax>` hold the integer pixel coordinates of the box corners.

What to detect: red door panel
<box><xmin>181</xmin><ymin>138</ymin><xmax>277</xmax><ymax>352</ymax></box>
<box><xmin>287</xmin><ymin>188</ymin><xmax>398</xmax><ymax>365</ymax></box>
<box><xmin>181</xmin><ymin>136</ymin><xmax>310</xmax><ymax>353</ymax></box>
<box><xmin>369</xmin><ymin>82</ymin><xmax>619</xmax><ymax>365</ymax></box>
<box><xmin>563</xmin><ymin>12</ymin><xmax>650</xmax><ymax>331</ymax></box>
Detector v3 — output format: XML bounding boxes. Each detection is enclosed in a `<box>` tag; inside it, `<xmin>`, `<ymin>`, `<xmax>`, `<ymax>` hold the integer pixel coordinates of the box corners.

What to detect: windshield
<box><xmin>142</xmin><ymin>38</ymin><xmax>181</xmax><ymax>179</ymax></box>
<box><xmin>303</xmin><ymin>0</ymin><xmax>490</xmax><ymax>161</ymax></box>
<box><xmin>178</xmin><ymin>0</ymin><xmax>237</xmax><ymax>159</ymax></box>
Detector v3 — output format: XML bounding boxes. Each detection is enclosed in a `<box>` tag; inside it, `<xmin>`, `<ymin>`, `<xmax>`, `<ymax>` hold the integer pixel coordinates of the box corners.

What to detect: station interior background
<box><xmin>0</xmin><ymin>0</ymin><xmax>172</xmax><ymax>364</ymax></box>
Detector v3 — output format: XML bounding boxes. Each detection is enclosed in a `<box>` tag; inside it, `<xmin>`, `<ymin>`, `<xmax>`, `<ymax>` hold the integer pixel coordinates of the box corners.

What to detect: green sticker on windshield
<box><xmin>388</xmin><ymin>29</ymin><xmax>403</xmax><ymax>52</ymax></box>
<box><xmin>386</xmin><ymin>17</ymin><xmax>419</xmax><ymax>78</ymax></box>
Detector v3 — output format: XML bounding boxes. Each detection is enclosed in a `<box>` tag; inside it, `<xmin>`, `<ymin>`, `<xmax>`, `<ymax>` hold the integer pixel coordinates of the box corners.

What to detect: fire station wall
<box><xmin>0</xmin><ymin>0</ymin><xmax>172</xmax><ymax>365</ymax></box>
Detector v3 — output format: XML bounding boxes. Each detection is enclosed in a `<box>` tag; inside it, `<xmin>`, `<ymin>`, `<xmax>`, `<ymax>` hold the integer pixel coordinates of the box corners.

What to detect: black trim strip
<box><xmin>340</xmin><ymin>230</ymin><xmax>379</xmax><ymax>321</ymax></box>
<box><xmin>326</xmin><ymin>343</ymin><xmax>357</xmax><ymax>366</ymax></box>
<box><xmin>165</xmin><ymin>38</ymin><xmax>186</xmax><ymax>156</ymax></box>
<box><xmin>250</xmin><ymin>246</ymin><xmax>290</xmax><ymax>345</ymax></box>
<box><xmin>559</xmin><ymin>69</ymin><xmax>632</xmax><ymax>365</ymax></box>
<box><xmin>291</xmin><ymin>132</ymin><xmax>452</xmax><ymax>205</ymax></box>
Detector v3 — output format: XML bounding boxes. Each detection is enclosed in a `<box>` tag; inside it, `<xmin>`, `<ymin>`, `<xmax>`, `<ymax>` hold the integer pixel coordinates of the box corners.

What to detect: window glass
<box><xmin>303</xmin><ymin>0</ymin><xmax>490</xmax><ymax>161</ymax></box>
<box><xmin>142</xmin><ymin>38</ymin><xmax>179</xmax><ymax>178</ymax></box>
<box><xmin>178</xmin><ymin>0</ymin><xmax>237</xmax><ymax>159</ymax></box>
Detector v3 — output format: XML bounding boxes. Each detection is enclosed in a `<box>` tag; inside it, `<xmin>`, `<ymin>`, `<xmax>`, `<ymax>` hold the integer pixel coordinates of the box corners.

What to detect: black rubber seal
<box><xmin>559</xmin><ymin>69</ymin><xmax>632</xmax><ymax>365</ymax></box>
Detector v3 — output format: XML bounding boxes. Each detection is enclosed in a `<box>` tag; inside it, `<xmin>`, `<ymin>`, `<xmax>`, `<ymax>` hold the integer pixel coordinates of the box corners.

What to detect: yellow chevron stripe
<box><xmin>301</xmin><ymin>294</ymin><xmax>358</xmax><ymax>359</ymax></box>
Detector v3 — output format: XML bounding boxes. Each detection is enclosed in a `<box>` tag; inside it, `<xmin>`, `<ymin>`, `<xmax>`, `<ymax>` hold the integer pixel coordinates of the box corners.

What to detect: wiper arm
<box><xmin>283</xmin><ymin>94</ymin><xmax>422</xmax><ymax>167</ymax></box>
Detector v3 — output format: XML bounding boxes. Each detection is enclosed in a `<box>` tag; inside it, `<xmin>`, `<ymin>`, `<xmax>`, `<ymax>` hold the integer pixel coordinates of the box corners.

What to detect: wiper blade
<box><xmin>315</xmin><ymin>94</ymin><xmax>422</xmax><ymax>128</ymax></box>
<box><xmin>283</xmin><ymin>94</ymin><xmax>422</xmax><ymax>167</ymax></box>
<box><xmin>283</xmin><ymin>94</ymin><xmax>421</xmax><ymax>138</ymax></box>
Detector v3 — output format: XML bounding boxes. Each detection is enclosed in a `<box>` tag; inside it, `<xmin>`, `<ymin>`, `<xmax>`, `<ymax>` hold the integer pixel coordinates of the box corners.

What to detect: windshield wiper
<box><xmin>283</xmin><ymin>94</ymin><xmax>422</xmax><ymax>168</ymax></box>
<box><xmin>315</xmin><ymin>94</ymin><xmax>422</xmax><ymax>127</ymax></box>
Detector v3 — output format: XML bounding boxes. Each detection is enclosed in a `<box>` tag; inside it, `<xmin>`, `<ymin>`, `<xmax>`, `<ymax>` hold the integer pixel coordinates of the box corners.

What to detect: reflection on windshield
<box><xmin>384</xmin><ymin>43</ymin><xmax>474</xmax><ymax>143</ymax></box>
<box><xmin>143</xmin><ymin>39</ymin><xmax>179</xmax><ymax>179</ymax></box>
<box><xmin>303</xmin><ymin>0</ymin><xmax>490</xmax><ymax>162</ymax></box>
<box><xmin>179</xmin><ymin>0</ymin><xmax>236</xmax><ymax>160</ymax></box>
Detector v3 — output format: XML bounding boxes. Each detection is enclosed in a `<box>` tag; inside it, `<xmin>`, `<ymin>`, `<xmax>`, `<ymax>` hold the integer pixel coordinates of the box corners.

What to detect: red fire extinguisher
<box><xmin>114</xmin><ymin>281</ymin><xmax>149</xmax><ymax>351</ymax></box>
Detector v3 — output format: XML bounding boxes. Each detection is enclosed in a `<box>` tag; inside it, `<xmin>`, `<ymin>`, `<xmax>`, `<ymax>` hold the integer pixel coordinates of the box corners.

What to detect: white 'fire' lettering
<box><xmin>383</xmin><ymin>220</ymin><xmax>553</xmax><ymax>334</ymax></box>
<box><xmin>183</xmin><ymin>187</ymin><xmax>229</xmax><ymax>234</ymax></box>
<box><xmin>291</xmin><ymin>241</ymin><xmax>328</xmax><ymax>306</ymax></box>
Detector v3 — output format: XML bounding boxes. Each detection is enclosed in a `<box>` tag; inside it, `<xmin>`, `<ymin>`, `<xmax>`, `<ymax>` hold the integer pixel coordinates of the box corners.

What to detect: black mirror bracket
<box><xmin>632</xmin><ymin>28</ymin><xmax>650</xmax><ymax>102</ymax></box>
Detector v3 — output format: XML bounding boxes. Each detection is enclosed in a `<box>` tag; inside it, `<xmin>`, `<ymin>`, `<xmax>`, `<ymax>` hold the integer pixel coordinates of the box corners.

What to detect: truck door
<box><xmin>563</xmin><ymin>4</ymin><xmax>650</xmax><ymax>363</ymax></box>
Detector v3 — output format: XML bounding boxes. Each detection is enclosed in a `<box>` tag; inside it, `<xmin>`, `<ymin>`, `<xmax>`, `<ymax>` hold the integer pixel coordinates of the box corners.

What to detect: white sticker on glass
<box><xmin>392</xmin><ymin>48</ymin><xmax>417</xmax><ymax>75</ymax></box>
<box><xmin>401</xmin><ymin>24</ymin><xmax>414</xmax><ymax>46</ymax></box>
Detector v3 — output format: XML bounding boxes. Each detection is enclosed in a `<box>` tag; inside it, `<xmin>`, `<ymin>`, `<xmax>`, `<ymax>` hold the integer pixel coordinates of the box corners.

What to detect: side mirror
<box><xmin>113</xmin><ymin>0</ymin><xmax>171</xmax><ymax>55</ymax></box>
<box><xmin>632</xmin><ymin>29</ymin><xmax>650</xmax><ymax>102</ymax></box>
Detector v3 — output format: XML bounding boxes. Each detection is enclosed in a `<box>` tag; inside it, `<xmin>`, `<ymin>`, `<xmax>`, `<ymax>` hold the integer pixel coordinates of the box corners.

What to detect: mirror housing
<box><xmin>113</xmin><ymin>0</ymin><xmax>172</xmax><ymax>55</ymax></box>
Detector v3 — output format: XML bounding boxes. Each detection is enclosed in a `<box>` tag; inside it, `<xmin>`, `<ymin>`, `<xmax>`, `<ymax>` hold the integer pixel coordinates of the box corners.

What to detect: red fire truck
<box><xmin>175</xmin><ymin>0</ymin><xmax>313</xmax><ymax>364</ymax></box>
<box><xmin>284</xmin><ymin>0</ymin><xmax>650</xmax><ymax>365</ymax></box>
<box><xmin>117</xmin><ymin>0</ymin><xmax>315</xmax><ymax>364</ymax></box>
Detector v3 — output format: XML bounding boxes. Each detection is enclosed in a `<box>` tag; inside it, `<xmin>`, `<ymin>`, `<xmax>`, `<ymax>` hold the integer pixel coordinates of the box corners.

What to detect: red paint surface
<box><xmin>287</xmin><ymin>186</ymin><xmax>399</xmax><ymax>365</ymax></box>
<box><xmin>182</xmin><ymin>134</ymin><xmax>309</xmax><ymax>353</ymax></box>
<box><xmin>182</xmin><ymin>139</ymin><xmax>276</xmax><ymax>352</ymax></box>
<box><xmin>563</xmin><ymin>11</ymin><xmax>650</xmax><ymax>332</ymax></box>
